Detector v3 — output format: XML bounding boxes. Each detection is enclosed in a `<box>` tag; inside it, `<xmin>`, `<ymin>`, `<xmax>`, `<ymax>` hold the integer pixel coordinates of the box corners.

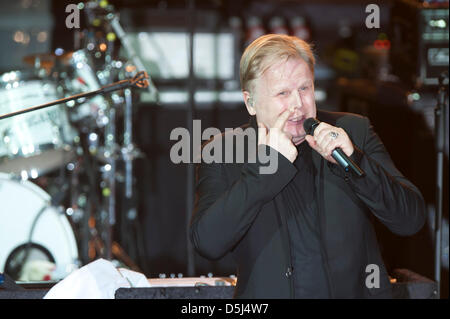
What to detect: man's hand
<box><xmin>257</xmin><ymin>108</ymin><xmax>298</xmax><ymax>163</ymax></box>
<box><xmin>305</xmin><ymin>122</ymin><xmax>354</xmax><ymax>164</ymax></box>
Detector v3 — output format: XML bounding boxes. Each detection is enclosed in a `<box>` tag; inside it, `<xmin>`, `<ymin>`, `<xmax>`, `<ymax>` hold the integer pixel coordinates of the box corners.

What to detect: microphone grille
<box><xmin>303</xmin><ymin>118</ymin><xmax>320</xmax><ymax>135</ymax></box>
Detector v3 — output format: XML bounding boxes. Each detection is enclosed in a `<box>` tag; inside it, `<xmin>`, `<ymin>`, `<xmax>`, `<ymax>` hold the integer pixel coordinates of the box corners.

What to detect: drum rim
<box><xmin>0</xmin><ymin>143</ymin><xmax>73</xmax><ymax>161</ymax></box>
<box><xmin>0</xmin><ymin>146</ymin><xmax>75</xmax><ymax>178</ymax></box>
<box><xmin>0</xmin><ymin>171</ymin><xmax>51</xmax><ymax>200</ymax></box>
<box><xmin>0</xmin><ymin>70</ymin><xmax>50</xmax><ymax>86</ymax></box>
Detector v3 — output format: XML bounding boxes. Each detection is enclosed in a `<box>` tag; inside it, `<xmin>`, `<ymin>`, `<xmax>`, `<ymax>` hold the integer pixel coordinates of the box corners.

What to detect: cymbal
<box><xmin>23</xmin><ymin>52</ymin><xmax>72</xmax><ymax>70</ymax></box>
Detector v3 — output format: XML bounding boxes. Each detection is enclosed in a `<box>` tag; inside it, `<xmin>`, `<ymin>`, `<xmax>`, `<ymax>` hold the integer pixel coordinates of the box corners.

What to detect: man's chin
<box><xmin>292</xmin><ymin>135</ymin><xmax>306</xmax><ymax>145</ymax></box>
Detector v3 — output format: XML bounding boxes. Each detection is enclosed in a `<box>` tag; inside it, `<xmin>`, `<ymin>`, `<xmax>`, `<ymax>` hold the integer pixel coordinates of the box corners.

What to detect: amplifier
<box><xmin>390</xmin><ymin>0</ymin><xmax>449</xmax><ymax>87</ymax></box>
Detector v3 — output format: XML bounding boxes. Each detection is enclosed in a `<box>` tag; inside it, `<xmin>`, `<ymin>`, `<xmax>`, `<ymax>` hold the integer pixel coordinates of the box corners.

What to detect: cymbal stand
<box><xmin>102</xmin><ymin>105</ymin><xmax>117</xmax><ymax>261</ymax></box>
<box><xmin>120</xmin><ymin>87</ymin><xmax>144</xmax><ymax>262</ymax></box>
<box><xmin>123</xmin><ymin>88</ymin><xmax>133</xmax><ymax>202</ymax></box>
<box><xmin>81</xmin><ymin>2</ymin><xmax>148</xmax><ymax>269</ymax></box>
<box><xmin>434</xmin><ymin>71</ymin><xmax>448</xmax><ymax>298</ymax></box>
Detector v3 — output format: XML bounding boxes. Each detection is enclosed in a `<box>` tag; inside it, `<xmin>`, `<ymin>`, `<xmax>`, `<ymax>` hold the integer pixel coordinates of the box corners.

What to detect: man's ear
<box><xmin>243</xmin><ymin>91</ymin><xmax>256</xmax><ymax>116</ymax></box>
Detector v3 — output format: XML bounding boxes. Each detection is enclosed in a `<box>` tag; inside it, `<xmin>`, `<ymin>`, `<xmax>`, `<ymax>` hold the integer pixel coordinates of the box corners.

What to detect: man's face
<box><xmin>246</xmin><ymin>57</ymin><xmax>316</xmax><ymax>145</ymax></box>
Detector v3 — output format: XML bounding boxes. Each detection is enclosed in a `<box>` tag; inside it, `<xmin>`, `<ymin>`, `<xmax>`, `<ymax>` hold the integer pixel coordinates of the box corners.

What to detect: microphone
<box><xmin>100</xmin><ymin>71</ymin><xmax>149</xmax><ymax>94</ymax></box>
<box><xmin>304</xmin><ymin>118</ymin><xmax>365</xmax><ymax>177</ymax></box>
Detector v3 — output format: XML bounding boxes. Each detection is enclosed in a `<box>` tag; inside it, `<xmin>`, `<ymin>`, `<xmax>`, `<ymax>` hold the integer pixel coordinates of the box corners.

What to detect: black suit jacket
<box><xmin>190</xmin><ymin>110</ymin><xmax>426</xmax><ymax>298</ymax></box>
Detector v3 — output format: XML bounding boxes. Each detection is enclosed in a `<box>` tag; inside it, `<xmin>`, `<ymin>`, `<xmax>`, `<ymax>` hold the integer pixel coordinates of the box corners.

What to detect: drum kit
<box><xmin>0</xmin><ymin>1</ymin><xmax>155</xmax><ymax>282</ymax></box>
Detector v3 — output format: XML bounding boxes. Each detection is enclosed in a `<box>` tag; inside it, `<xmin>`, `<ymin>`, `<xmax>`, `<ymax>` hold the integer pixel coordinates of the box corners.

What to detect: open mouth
<box><xmin>288</xmin><ymin>117</ymin><xmax>304</xmax><ymax>124</ymax></box>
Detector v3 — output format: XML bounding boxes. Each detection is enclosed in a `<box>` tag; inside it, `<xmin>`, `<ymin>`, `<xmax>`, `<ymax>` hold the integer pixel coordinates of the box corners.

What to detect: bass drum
<box><xmin>0</xmin><ymin>173</ymin><xmax>79</xmax><ymax>281</ymax></box>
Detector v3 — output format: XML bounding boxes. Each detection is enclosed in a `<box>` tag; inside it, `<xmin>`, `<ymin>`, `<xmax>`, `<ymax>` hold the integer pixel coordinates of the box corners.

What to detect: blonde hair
<box><xmin>239</xmin><ymin>34</ymin><xmax>315</xmax><ymax>94</ymax></box>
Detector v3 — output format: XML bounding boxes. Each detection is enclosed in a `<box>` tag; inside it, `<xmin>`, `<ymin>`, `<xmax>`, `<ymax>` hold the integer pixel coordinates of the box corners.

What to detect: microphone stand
<box><xmin>434</xmin><ymin>71</ymin><xmax>448</xmax><ymax>298</ymax></box>
<box><xmin>0</xmin><ymin>71</ymin><xmax>149</xmax><ymax>121</ymax></box>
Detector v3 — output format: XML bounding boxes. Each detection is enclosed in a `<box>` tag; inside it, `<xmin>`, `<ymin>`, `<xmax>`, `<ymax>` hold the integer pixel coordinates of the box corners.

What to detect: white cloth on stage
<box><xmin>44</xmin><ymin>258</ymin><xmax>150</xmax><ymax>299</ymax></box>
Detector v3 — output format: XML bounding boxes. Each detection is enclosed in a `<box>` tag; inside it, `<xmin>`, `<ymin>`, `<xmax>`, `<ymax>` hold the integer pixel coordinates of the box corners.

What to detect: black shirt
<box><xmin>281</xmin><ymin>142</ymin><xmax>330</xmax><ymax>298</ymax></box>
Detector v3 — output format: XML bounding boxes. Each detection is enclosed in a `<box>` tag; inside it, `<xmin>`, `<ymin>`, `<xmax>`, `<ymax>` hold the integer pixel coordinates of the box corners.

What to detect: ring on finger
<box><xmin>329</xmin><ymin>131</ymin><xmax>339</xmax><ymax>140</ymax></box>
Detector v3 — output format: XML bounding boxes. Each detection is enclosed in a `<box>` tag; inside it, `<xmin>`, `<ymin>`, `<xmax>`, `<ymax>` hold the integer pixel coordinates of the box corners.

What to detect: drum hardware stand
<box><xmin>76</xmin><ymin>129</ymin><xmax>105</xmax><ymax>263</ymax></box>
<box><xmin>95</xmin><ymin>0</ymin><xmax>154</xmax><ymax>271</ymax></box>
<box><xmin>102</xmin><ymin>104</ymin><xmax>117</xmax><ymax>261</ymax></box>
<box><xmin>123</xmin><ymin>88</ymin><xmax>135</xmax><ymax>202</ymax></box>
<box><xmin>86</xmin><ymin>227</ymin><xmax>142</xmax><ymax>272</ymax></box>
<box><xmin>120</xmin><ymin>88</ymin><xmax>135</xmax><ymax>259</ymax></box>
<box><xmin>434</xmin><ymin>71</ymin><xmax>448</xmax><ymax>298</ymax></box>
<box><xmin>120</xmin><ymin>88</ymin><xmax>147</xmax><ymax>268</ymax></box>
<box><xmin>75</xmin><ymin>85</ymin><xmax>144</xmax><ymax>271</ymax></box>
<box><xmin>83</xmin><ymin>1</ymin><xmax>159</xmax><ymax>102</ymax></box>
<box><xmin>75</xmin><ymin>175</ymin><xmax>141</xmax><ymax>273</ymax></box>
<box><xmin>82</xmin><ymin>1</ymin><xmax>155</xmax><ymax>272</ymax></box>
<box><xmin>78</xmin><ymin>0</ymin><xmax>151</xmax><ymax>271</ymax></box>
<box><xmin>68</xmin><ymin>157</ymin><xmax>90</xmax><ymax>264</ymax></box>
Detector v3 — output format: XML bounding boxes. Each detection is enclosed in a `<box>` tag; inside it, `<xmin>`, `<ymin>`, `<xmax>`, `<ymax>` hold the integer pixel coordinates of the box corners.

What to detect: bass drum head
<box><xmin>0</xmin><ymin>173</ymin><xmax>79</xmax><ymax>281</ymax></box>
